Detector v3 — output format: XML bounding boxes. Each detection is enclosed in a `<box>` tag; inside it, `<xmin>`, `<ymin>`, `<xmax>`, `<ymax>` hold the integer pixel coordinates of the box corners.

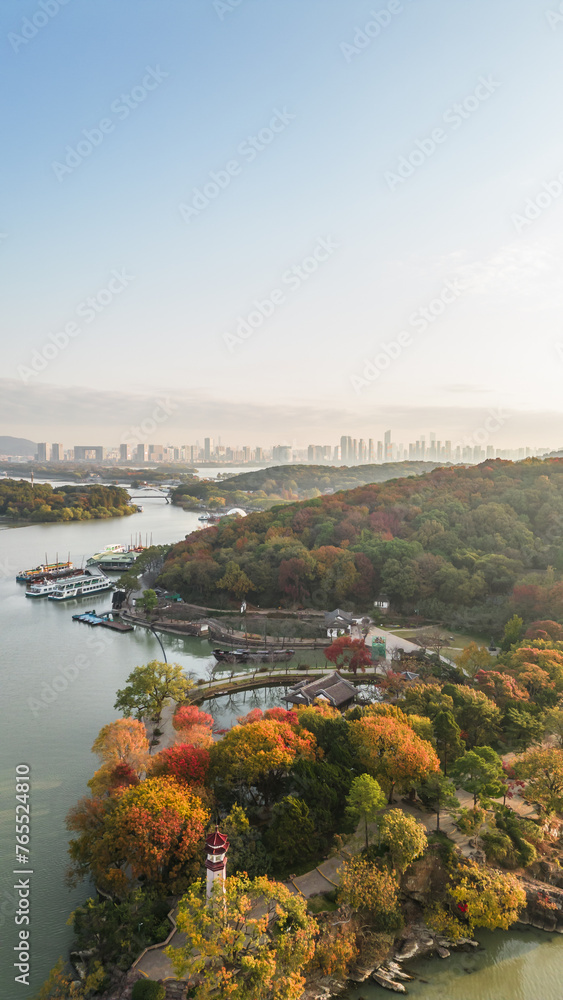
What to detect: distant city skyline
<box><xmin>7</xmin><ymin>429</ymin><xmax>556</xmax><ymax>468</ymax></box>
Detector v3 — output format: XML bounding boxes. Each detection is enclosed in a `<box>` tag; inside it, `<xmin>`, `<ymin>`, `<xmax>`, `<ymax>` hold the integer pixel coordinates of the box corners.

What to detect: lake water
<box><xmin>1</xmin><ymin>494</ymin><xmax>562</xmax><ymax>999</ymax></box>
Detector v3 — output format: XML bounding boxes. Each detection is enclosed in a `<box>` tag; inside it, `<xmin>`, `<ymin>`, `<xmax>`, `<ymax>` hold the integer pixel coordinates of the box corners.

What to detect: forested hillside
<box><xmin>171</xmin><ymin>462</ymin><xmax>441</xmax><ymax>508</ymax></box>
<box><xmin>159</xmin><ymin>460</ymin><xmax>563</xmax><ymax>631</ymax></box>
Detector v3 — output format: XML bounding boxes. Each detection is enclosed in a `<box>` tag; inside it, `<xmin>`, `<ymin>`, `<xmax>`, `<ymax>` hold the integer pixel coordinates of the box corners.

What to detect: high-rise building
<box><xmin>255</xmin><ymin>447</ymin><xmax>263</xmax><ymax>462</ymax></box>
<box><xmin>384</xmin><ymin>430</ymin><xmax>392</xmax><ymax>461</ymax></box>
<box><xmin>36</xmin><ymin>443</ymin><xmax>48</xmax><ymax>462</ymax></box>
<box><xmin>51</xmin><ymin>443</ymin><xmax>63</xmax><ymax>461</ymax></box>
<box><xmin>377</xmin><ymin>441</ymin><xmax>383</xmax><ymax>462</ymax></box>
<box><xmin>135</xmin><ymin>443</ymin><xmax>146</xmax><ymax>463</ymax></box>
<box><xmin>368</xmin><ymin>439</ymin><xmax>375</xmax><ymax>463</ymax></box>
<box><xmin>119</xmin><ymin>443</ymin><xmax>129</xmax><ymax>462</ymax></box>
<box><xmin>204</xmin><ymin>437</ymin><xmax>213</xmax><ymax>461</ymax></box>
<box><xmin>273</xmin><ymin>445</ymin><xmax>292</xmax><ymax>462</ymax></box>
<box><xmin>74</xmin><ymin>446</ymin><xmax>104</xmax><ymax>461</ymax></box>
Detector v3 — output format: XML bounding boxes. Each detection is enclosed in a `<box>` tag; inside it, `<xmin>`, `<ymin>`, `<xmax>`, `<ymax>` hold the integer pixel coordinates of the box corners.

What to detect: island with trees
<box><xmin>0</xmin><ymin>480</ymin><xmax>136</xmax><ymax>522</ymax></box>
<box><xmin>34</xmin><ymin>609</ymin><xmax>563</xmax><ymax>999</ymax></box>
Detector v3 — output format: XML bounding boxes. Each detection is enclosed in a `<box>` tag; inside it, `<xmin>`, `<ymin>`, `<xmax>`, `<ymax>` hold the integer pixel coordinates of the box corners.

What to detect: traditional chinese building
<box><xmin>205</xmin><ymin>827</ymin><xmax>229</xmax><ymax>900</ymax></box>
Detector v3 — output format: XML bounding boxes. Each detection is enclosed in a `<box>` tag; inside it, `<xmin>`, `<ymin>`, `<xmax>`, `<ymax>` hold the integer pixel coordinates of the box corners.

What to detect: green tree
<box><xmin>433</xmin><ymin>710</ymin><xmax>465</xmax><ymax>775</ymax></box>
<box><xmin>515</xmin><ymin>747</ymin><xmax>563</xmax><ymax>814</ymax></box>
<box><xmin>138</xmin><ymin>588</ymin><xmax>158</xmax><ymax>614</ymax></box>
<box><xmin>116</xmin><ymin>569</ymin><xmax>140</xmax><ymax>602</ymax></box>
<box><xmin>379</xmin><ymin>810</ymin><xmax>427</xmax><ymax>872</ymax></box>
<box><xmin>456</xmin><ymin>642</ymin><xmax>493</xmax><ymax>678</ymax></box>
<box><xmin>346</xmin><ymin>773</ymin><xmax>386</xmax><ymax>849</ymax></box>
<box><xmin>450</xmin><ymin>746</ymin><xmax>504</xmax><ymax>807</ymax></box>
<box><xmin>417</xmin><ymin>772</ymin><xmax>459</xmax><ymax>831</ymax></box>
<box><xmin>114</xmin><ymin>660</ymin><xmax>193</xmax><ymax>725</ymax></box>
<box><xmin>502</xmin><ymin>614</ymin><xmax>524</xmax><ymax>651</ymax></box>
<box><xmin>265</xmin><ymin>796</ymin><xmax>315</xmax><ymax>873</ymax></box>
<box><xmin>166</xmin><ymin>875</ymin><xmax>317</xmax><ymax>1000</ymax></box>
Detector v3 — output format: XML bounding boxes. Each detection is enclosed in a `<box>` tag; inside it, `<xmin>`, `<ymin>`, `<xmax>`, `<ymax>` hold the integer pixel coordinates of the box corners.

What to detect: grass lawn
<box><xmin>386</xmin><ymin>627</ymin><xmax>490</xmax><ymax>661</ymax></box>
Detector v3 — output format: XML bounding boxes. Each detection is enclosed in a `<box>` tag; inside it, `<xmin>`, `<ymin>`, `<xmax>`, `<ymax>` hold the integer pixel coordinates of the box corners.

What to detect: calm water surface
<box><xmin>1</xmin><ymin>496</ymin><xmax>562</xmax><ymax>998</ymax></box>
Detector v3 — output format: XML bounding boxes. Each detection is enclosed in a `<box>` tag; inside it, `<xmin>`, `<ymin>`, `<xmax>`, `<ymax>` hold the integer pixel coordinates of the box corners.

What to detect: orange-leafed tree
<box><xmin>209</xmin><ymin>718</ymin><xmax>317</xmax><ymax>806</ymax></box>
<box><xmin>350</xmin><ymin>714</ymin><xmax>439</xmax><ymax>802</ymax></box>
<box><xmin>67</xmin><ymin>776</ymin><xmax>209</xmax><ymax>894</ymax></box>
<box><xmin>325</xmin><ymin>636</ymin><xmax>372</xmax><ymax>676</ymax></box>
<box><xmin>173</xmin><ymin>704</ymin><xmax>215</xmax><ymax>747</ymax></box>
<box><xmin>88</xmin><ymin>718</ymin><xmax>150</xmax><ymax>796</ymax></box>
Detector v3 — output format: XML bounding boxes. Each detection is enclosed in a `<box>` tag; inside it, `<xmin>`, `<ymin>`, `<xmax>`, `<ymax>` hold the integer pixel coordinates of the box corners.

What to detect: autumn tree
<box><xmin>379</xmin><ymin>810</ymin><xmax>427</xmax><ymax>873</ymax></box>
<box><xmin>67</xmin><ymin>776</ymin><xmax>208</xmax><ymax>894</ymax></box>
<box><xmin>216</xmin><ymin>560</ymin><xmax>256</xmax><ymax>601</ymax></box>
<box><xmin>114</xmin><ymin>660</ymin><xmax>193</xmax><ymax>725</ymax></box>
<box><xmin>346</xmin><ymin>773</ymin><xmax>386</xmax><ymax>849</ymax></box>
<box><xmin>450</xmin><ymin>860</ymin><xmax>525</xmax><ymax>932</ymax></box>
<box><xmin>324</xmin><ymin>635</ymin><xmax>373</xmax><ymax>675</ymax></box>
<box><xmin>165</xmin><ymin>875</ymin><xmax>318</xmax><ymax>1000</ymax></box>
<box><xmin>515</xmin><ymin>747</ymin><xmax>563</xmax><ymax>814</ymax></box>
<box><xmin>338</xmin><ymin>857</ymin><xmax>403</xmax><ymax>932</ymax></box>
<box><xmin>209</xmin><ymin>718</ymin><xmax>317</xmax><ymax>806</ymax></box>
<box><xmin>172</xmin><ymin>704</ymin><xmax>214</xmax><ymax>747</ymax></box>
<box><xmin>456</xmin><ymin>642</ymin><xmax>493</xmax><ymax>678</ymax></box>
<box><xmin>450</xmin><ymin>746</ymin><xmax>504</xmax><ymax>807</ymax></box>
<box><xmin>350</xmin><ymin>714</ymin><xmax>439</xmax><ymax>803</ymax></box>
<box><xmin>150</xmin><ymin>743</ymin><xmax>210</xmax><ymax>785</ymax></box>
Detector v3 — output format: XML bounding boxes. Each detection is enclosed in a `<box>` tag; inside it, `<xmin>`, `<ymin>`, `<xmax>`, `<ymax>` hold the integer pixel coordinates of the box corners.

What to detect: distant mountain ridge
<box><xmin>0</xmin><ymin>436</ymin><xmax>37</xmax><ymax>456</ymax></box>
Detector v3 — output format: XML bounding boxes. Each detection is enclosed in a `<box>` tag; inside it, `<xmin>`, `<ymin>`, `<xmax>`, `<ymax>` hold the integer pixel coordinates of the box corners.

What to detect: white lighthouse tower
<box><xmin>205</xmin><ymin>827</ymin><xmax>229</xmax><ymax>900</ymax></box>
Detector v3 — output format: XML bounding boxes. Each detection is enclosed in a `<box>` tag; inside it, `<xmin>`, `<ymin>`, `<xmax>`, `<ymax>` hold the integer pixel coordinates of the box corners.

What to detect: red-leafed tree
<box><xmin>151</xmin><ymin>744</ymin><xmax>210</xmax><ymax>786</ymax></box>
<box><xmin>474</xmin><ymin>670</ymin><xmax>529</xmax><ymax>705</ymax></box>
<box><xmin>325</xmin><ymin>636</ymin><xmax>372</xmax><ymax>676</ymax></box>
<box><xmin>524</xmin><ymin>620</ymin><xmax>563</xmax><ymax>642</ymax></box>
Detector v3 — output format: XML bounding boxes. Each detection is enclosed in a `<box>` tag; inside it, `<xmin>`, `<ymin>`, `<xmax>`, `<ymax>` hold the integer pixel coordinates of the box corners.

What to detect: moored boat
<box><xmin>213</xmin><ymin>648</ymin><xmax>295</xmax><ymax>664</ymax></box>
<box><xmin>48</xmin><ymin>572</ymin><xmax>114</xmax><ymax>601</ymax></box>
<box><xmin>25</xmin><ymin>569</ymin><xmax>84</xmax><ymax>597</ymax></box>
<box><xmin>17</xmin><ymin>560</ymin><xmax>73</xmax><ymax>583</ymax></box>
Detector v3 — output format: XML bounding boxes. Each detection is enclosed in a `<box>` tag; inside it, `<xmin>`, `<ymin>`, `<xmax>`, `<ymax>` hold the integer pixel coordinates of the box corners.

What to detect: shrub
<box><xmin>456</xmin><ymin>806</ymin><xmax>485</xmax><ymax>834</ymax></box>
<box><xmin>132</xmin><ymin>980</ymin><xmax>166</xmax><ymax>1000</ymax></box>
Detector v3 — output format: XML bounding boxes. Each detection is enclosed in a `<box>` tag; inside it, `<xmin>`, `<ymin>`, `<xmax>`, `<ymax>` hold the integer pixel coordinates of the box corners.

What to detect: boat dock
<box><xmin>71</xmin><ymin>610</ymin><xmax>133</xmax><ymax>632</ymax></box>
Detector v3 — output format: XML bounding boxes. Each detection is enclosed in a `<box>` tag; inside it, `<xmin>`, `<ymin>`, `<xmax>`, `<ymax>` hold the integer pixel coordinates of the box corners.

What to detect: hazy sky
<box><xmin>2</xmin><ymin>0</ymin><xmax>563</xmax><ymax>448</ymax></box>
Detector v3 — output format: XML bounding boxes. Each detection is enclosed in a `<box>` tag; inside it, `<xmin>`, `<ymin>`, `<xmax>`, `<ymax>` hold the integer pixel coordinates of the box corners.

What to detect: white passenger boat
<box><xmin>48</xmin><ymin>573</ymin><xmax>114</xmax><ymax>601</ymax></box>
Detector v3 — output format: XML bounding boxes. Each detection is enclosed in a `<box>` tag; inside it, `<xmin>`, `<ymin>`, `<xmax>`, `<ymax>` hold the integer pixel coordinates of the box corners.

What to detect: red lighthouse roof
<box><xmin>206</xmin><ymin>827</ymin><xmax>229</xmax><ymax>851</ymax></box>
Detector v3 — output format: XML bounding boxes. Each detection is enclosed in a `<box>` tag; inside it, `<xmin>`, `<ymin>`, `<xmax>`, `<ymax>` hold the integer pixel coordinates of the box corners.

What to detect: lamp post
<box><xmin>148</xmin><ymin>624</ymin><xmax>167</xmax><ymax>663</ymax></box>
